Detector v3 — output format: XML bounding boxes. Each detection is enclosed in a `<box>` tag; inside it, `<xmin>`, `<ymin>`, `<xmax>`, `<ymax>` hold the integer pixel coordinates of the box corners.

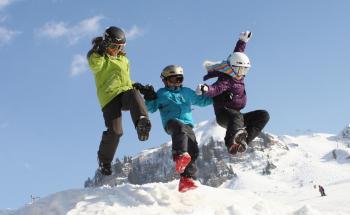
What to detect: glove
<box><xmin>133</xmin><ymin>82</ymin><xmax>144</xmax><ymax>91</ymax></box>
<box><xmin>133</xmin><ymin>83</ymin><xmax>157</xmax><ymax>101</ymax></box>
<box><xmin>196</xmin><ymin>84</ymin><xmax>208</xmax><ymax>95</ymax></box>
<box><xmin>239</xmin><ymin>31</ymin><xmax>252</xmax><ymax>43</ymax></box>
<box><xmin>91</xmin><ymin>36</ymin><xmax>108</xmax><ymax>56</ymax></box>
<box><xmin>143</xmin><ymin>85</ymin><xmax>157</xmax><ymax>101</ymax></box>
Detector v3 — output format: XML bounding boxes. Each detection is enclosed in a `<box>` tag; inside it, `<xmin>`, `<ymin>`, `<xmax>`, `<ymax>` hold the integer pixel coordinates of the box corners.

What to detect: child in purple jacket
<box><xmin>196</xmin><ymin>31</ymin><xmax>270</xmax><ymax>155</ymax></box>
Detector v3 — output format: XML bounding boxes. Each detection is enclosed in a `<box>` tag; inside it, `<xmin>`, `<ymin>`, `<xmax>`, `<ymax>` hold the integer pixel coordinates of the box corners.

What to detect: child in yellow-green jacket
<box><xmin>87</xmin><ymin>26</ymin><xmax>151</xmax><ymax>175</ymax></box>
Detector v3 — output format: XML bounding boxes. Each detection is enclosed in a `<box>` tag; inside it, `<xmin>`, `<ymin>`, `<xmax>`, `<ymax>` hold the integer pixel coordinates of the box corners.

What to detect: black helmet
<box><xmin>103</xmin><ymin>26</ymin><xmax>126</xmax><ymax>44</ymax></box>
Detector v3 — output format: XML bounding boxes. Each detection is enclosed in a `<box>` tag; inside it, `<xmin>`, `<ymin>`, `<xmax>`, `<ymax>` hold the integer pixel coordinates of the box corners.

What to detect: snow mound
<box><xmin>6</xmin><ymin>181</ymin><xmax>331</xmax><ymax>215</ymax></box>
<box><xmin>322</xmin><ymin>149</ymin><xmax>350</xmax><ymax>164</ymax></box>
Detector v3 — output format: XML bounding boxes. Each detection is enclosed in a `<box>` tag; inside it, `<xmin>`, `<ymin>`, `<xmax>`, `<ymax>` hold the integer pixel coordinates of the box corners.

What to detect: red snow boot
<box><xmin>174</xmin><ymin>152</ymin><xmax>191</xmax><ymax>174</ymax></box>
<box><xmin>178</xmin><ymin>176</ymin><xmax>198</xmax><ymax>193</ymax></box>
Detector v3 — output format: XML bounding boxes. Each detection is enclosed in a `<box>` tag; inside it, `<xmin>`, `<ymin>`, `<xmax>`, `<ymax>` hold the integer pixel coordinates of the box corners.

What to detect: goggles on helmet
<box><xmin>166</xmin><ymin>75</ymin><xmax>184</xmax><ymax>84</ymax></box>
<box><xmin>108</xmin><ymin>43</ymin><xmax>125</xmax><ymax>51</ymax></box>
<box><xmin>232</xmin><ymin>66</ymin><xmax>250</xmax><ymax>77</ymax></box>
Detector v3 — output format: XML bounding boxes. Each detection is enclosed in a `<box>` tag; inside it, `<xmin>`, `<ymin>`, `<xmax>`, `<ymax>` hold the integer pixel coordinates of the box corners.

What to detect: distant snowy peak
<box><xmin>340</xmin><ymin>124</ymin><xmax>350</xmax><ymax>139</ymax></box>
<box><xmin>193</xmin><ymin>119</ymin><xmax>226</xmax><ymax>145</ymax></box>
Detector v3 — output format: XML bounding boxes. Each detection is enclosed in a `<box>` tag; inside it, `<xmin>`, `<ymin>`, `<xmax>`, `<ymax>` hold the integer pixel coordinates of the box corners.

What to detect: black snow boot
<box><xmin>136</xmin><ymin>116</ymin><xmax>151</xmax><ymax>141</ymax></box>
<box><xmin>99</xmin><ymin>161</ymin><xmax>112</xmax><ymax>176</ymax></box>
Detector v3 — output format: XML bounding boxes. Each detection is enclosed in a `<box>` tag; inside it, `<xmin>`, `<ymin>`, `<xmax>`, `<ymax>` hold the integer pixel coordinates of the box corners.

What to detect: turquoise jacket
<box><xmin>146</xmin><ymin>87</ymin><xmax>213</xmax><ymax>128</ymax></box>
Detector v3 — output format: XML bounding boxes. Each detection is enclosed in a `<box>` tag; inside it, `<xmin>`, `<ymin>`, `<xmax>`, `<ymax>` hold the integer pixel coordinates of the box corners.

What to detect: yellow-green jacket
<box><xmin>87</xmin><ymin>52</ymin><xmax>133</xmax><ymax>108</ymax></box>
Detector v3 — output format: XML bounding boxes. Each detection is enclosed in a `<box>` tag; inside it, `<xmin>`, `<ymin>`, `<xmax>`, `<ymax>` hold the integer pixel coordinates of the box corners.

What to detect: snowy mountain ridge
<box><xmin>84</xmin><ymin>119</ymin><xmax>277</xmax><ymax>188</ymax></box>
<box><xmin>2</xmin><ymin>120</ymin><xmax>350</xmax><ymax>215</ymax></box>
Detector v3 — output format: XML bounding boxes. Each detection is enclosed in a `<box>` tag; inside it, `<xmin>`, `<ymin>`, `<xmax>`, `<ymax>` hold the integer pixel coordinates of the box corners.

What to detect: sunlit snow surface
<box><xmin>2</xmin><ymin>121</ymin><xmax>350</xmax><ymax>215</ymax></box>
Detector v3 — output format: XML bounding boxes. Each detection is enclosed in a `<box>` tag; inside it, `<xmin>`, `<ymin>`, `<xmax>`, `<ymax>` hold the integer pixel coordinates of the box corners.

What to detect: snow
<box><xmin>2</xmin><ymin>124</ymin><xmax>350</xmax><ymax>215</ymax></box>
<box><xmin>193</xmin><ymin>119</ymin><xmax>226</xmax><ymax>145</ymax></box>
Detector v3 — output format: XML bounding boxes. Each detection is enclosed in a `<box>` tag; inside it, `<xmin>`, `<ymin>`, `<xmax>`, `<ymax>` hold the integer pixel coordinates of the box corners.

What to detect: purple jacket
<box><xmin>203</xmin><ymin>40</ymin><xmax>247</xmax><ymax>111</ymax></box>
<box><xmin>205</xmin><ymin>76</ymin><xmax>246</xmax><ymax>110</ymax></box>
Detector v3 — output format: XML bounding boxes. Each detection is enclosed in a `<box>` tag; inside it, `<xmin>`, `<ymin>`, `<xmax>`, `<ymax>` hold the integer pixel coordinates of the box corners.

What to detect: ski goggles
<box><xmin>108</xmin><ymin>43</ymin><xmax>125</xmax><ymax>51</ymax></box>
<box><xmin>232</xmin><ymin>66</ymin><xmax>250</xmax><ymax>77</ymax></box>
<box><xmin>166</xmin><ymin>75</ymin><xmax>184</xmax><ymax>84</ymax></box>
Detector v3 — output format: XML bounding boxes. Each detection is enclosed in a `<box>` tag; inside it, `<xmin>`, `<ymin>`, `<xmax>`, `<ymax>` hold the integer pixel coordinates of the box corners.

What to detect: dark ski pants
<box><xmin>215</xmin><ymin>108</ymin><xmax>270</xmax><ymax>147</ymax></box>
<box><xmin>98</xmin><ymin>89</ymin><xmax>148</xmax><ymax>164</ymax></box>
<box><xmin>166</xmin><ymin>119</ymin><xmax>199</xmax><ymax>179</ymax></box>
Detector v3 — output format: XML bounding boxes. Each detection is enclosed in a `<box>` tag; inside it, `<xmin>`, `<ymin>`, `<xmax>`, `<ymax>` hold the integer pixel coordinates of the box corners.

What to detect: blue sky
<box><xmin>0</xmin><ymin>0</ymin><xmax>349</xmax><ymax>209</ymax></box>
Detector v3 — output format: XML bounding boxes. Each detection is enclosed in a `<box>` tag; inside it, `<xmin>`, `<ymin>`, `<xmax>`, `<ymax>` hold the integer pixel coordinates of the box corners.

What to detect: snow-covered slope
<box><xmin>2</xmin><ymin>122</ymin><xmax>350</xmax><ymax>215</ymax></box>
<box><xmin>0</xmin><ymin>182</ymin><xmax>291</xmax><ymax>215</ymax></box>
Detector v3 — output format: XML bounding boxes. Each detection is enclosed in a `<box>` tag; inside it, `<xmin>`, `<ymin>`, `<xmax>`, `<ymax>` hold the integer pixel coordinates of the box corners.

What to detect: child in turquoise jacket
<box><xmin>134</xmin><ymin>65</ymin><xmax>212</xmax><ymax>192</ymax></box>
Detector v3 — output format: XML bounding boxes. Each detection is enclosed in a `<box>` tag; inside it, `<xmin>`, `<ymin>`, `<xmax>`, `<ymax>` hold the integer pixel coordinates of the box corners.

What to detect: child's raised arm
<box><xmin>233</xmin><ymin>31</ymin><xmax>252</xmax><ymax>53</ymax></box>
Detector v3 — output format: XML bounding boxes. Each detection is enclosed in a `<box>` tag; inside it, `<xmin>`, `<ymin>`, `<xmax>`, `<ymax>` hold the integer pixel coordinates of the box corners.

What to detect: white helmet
<box><xmin>227</xmin><ymin>52</ymin><xmax>251</xmax><ymax>68</ymax></box>
<box><xmin>160</xmin><ymin>65</ymin><xmax>184</xmax><ymax>80</ymax></box>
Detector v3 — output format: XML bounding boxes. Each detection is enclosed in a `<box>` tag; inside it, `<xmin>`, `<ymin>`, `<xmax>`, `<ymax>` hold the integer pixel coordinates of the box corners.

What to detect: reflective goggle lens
<box><xmin>232</xmin><ymin>67</ymin><xmax>250</xmax><ymax>76</ymax></box>
<box><xmin>167</xmin><ymin>75</ymin><xmax>183</xmax><ymax>84</ymax></box>
<box><xmin>108</xmin><ymin>43</ymin><xmax>125</xmax><ymax>50</ymax></box>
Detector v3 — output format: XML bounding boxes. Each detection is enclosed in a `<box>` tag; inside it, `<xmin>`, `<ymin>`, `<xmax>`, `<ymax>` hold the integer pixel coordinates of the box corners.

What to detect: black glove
<box><xmin>133</xmin><ymin>83</ymin><xmax>157</xmax><ymax>101</ymax></box>
<box><xmin>91</xmin><ymin>37</ymin><xmax>108</xmax><ymax>56</ymax></box>
<box><xmin>133</xmin><ymin>82</ymin><xmax>144</xmax><ymax>92</ymax></box>
<box><xmin>143</xmin><ymin>85</ymin><xmax>157</xmax><ymax>101</ymax></box>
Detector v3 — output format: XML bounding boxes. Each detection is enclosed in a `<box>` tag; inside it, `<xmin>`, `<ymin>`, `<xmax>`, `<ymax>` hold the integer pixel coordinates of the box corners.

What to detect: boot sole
<box><xmin>228</xmin><ymin>141</ymin><xmax>247</xmax><ymax>155</ymax></box>
<box><xmin>136</xmin><ymin>118</ymin><xmax>151</xmax><ymax>141</ymax></box>
<box><xmin>229</xmin><ymin>129</ymin><xmax>248</xmax><ymax>154</ymax></box>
